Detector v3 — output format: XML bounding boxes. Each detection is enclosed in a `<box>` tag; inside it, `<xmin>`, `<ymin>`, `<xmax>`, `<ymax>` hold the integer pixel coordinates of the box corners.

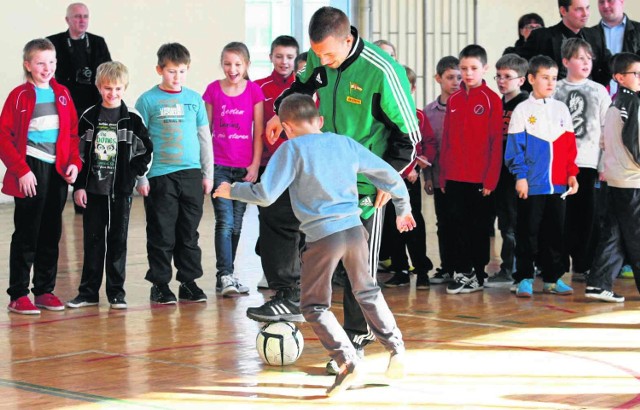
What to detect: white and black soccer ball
<box><xmin>256</xmin><ymin>322</ymin><xmax>304</xmax><ymax>366</ymax></box>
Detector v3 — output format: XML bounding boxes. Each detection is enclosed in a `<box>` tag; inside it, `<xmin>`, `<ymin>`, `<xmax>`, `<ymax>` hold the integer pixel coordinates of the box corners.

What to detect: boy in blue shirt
<box><xmin>215</xmin><ymin>94</ymin><xmax>411</xmax><ymax>396</ymax></box>
<box><xmin>135</xmin><ymin>43</ymin><xmax>214</xmax><ymax>304</ymax></box>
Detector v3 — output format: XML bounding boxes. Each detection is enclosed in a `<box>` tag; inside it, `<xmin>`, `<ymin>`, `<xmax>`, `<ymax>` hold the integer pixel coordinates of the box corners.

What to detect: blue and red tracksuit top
<box><xmin>505</xmin><ymin>95</ymin><xmax>579</xmax><ymax>195</ymax></box>
<box><xmin>439</xmin><ymin>80</ymin><xmax>503</xmax><ymax>190</ymax></box>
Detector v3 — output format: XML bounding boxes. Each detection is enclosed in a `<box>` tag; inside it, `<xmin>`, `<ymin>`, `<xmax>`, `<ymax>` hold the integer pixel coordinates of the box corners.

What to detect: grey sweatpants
<box><xmin>300</xmin><ymin>225</ymin><xmax>405</xmax><ymax>366</ymax></box>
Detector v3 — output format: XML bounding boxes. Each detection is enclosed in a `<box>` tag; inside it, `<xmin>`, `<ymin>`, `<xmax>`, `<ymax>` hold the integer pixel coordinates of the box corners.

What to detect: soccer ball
<box><xmin>256</xmin><ymin>322</ymin><xmax>304</xmax><ymax>366</ymax></box>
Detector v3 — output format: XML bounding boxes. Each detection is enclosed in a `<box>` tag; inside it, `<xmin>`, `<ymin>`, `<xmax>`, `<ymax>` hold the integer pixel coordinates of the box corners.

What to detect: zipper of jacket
<box><xmin>111</xmin><ymin>116</ymin><xmax>129</xmax><ymax>201</ymax></box>
<box><xmin>332</xmin><ymin>69</ymin><xmax>342</xmax><ymax>133</ymax></box>
<box><xmin>83</xmin><ymin>117</ymin><xmax>95</xmax><ymax>189</ymax></box>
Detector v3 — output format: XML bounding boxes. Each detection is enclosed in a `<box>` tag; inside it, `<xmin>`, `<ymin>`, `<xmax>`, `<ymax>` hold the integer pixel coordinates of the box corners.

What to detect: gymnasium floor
<box><xmin>0</xmin><ymin>195</ymin><xmax>639</xmax><ymax>409</ymax></box>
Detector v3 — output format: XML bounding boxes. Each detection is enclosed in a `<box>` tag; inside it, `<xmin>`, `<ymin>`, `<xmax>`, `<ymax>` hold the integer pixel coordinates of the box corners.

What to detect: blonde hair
<box><xmin>22</xmin><ymin>38</ymin><xmax>56</xmax><ymax>81</ymax></box>
<box><xmin>95</xmin><ymin>61</ymin><xmax>129</xmax><ymax>89</ymax></box>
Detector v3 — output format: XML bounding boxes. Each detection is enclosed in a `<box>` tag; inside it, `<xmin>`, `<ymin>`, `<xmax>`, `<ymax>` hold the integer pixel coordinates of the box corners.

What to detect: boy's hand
<box><xmin>599</xmin><ymin>172</ymin><xmax>606</xmax><ymax>182</ymax></box>
<box><xmin>416</xmin><ymin>155</ymin><xmax>431</xmax><ymax>169</ymax></box>
<box><xmin>374</xmin><ymin>189</ymin><xmax>391</xmax><ymax>208</ymax></box>
<box><xmin>202</xmin><ymin>178</ymin><xmax>213</xmax><ymax>195</ymax></box>
<box><xmin>516</xmin><ymin>178</ymin><xmax>528</xmax><ymax>199</ymax></box>
<box><xmin>74</xmin><ymin>189</ymin><xmax>87</xmax><ymax>208</ymax></box>
<box><xmin>482</xmin><ymin>188</ymin><xmax>492</xmax><ymax>197</ymax></box>
<box><xmin>567</xmin><ymin>176</ymin><xmax>579</xmax><ymax>195</ymax></box>
<box><xmin>19</xmin><ymin>171</ymin><xmax>37</xmax><ymax>197</ymax></box>
<box><xmin>244</xmin><ymin>164</ymin><xmax>259</xmax><ymax>183</ymax></box>
<box><xmin>407</xmin><ymin>169</ymin><xmax>419</xmax><ymax>183</ymax></box>
<box><xmin>424</xmin><ymin>178</ymin><xmax>434</xmax><ymax>195</ymax></box>
<box><xmin>265</xmin><ymin>115</ymin><xmax>284</xmax><ymax>145</ymax></box>
<box><xmin>64</xmin><ymin>164</ymin><xmax>78</xmax><ymax>184</ymax></box>
<box><xmin>213</xmin><ymin>182</ymin><xmax>232</xmax><ymax>199</ymax></box>
<box><xmin>136</xmin><ymin>183</ymin><xmax>150</xmax><ymax>197</ymax></box>
<box><xmin>396</xmin><ymin>213</ymin><xmax>416</xmax><ymax>233</ymax></box>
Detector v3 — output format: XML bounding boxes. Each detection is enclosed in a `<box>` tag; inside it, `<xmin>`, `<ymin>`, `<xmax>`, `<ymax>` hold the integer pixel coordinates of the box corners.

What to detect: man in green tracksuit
<box><xmin>266</xmin><ymin>6</ymin><xmax>420</xmax><ymax>373</ymax></box>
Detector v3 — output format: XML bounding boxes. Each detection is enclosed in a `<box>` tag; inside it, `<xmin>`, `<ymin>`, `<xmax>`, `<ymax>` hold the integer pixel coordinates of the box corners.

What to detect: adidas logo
<box><xmin>359</xmin><ymin>196</ymin><xmax>374</xmax><ymax>207</ymax></box>
<box><xmin>269</xmin><ymin>303</ymin><xmax>293</xmax><ymax>315</ymax></box>
<box><xmin>316</xmin><ymin>73</ymin><xmax>323</xmax><ymax>85</ymax></box>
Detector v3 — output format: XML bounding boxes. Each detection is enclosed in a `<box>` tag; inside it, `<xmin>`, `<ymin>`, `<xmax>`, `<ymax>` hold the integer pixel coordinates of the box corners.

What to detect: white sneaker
<box><xmin>385</xmin><ymin>351</ymin><xmax>406</xmax><ymax>379</ymax></box>
<box><xmin>585</xmin><ymin>287</ymin><xmax>624</xmax><ymax>303</ymax></box>
<box><xmin>220</xmin><ymin>275</ymin><xmax>249</xmax><ymax>296</ymax></box>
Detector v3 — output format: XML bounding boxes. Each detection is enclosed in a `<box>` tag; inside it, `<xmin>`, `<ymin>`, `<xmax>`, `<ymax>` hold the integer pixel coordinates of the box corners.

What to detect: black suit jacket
<box><xmin>587</xmin><ymin>15</ymin><xmax>640</xmax><ymax>86</ymax></box>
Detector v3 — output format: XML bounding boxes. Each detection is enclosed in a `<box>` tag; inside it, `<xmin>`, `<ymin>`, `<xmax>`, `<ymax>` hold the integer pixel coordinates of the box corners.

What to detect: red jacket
<box><xmin>439</xmin><ymin>81</ymin><xmax>503</xmax><ymax>191</ymax></box>
<box><xmin>0</xmin><ymin>79</ymin><xmax>81</xmax><ymax>198</ymax></box>
<box><xmin>255</xmin><ymin>70</ymin><xmax>295</xmax><ymax>165</ymax></box>
<box><xmin>402</xmin><ymin>109</ymin><xmax>437</xmax><ymax>177</ymax></box>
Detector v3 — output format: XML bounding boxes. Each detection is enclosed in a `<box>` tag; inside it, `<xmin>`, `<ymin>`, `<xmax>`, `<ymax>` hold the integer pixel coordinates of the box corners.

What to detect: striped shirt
<box><xmin>27</xmin><ymin>87</ymin><xmax>59</xmax><ymax>163</ymax></box>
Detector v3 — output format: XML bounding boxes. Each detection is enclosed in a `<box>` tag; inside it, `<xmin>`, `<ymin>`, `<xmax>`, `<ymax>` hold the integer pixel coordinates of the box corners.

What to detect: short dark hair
<box><xmin>436</xmin><ymin>56</ymin><xmax>459</xmax><ymax>76</ymax></box>
<box><xmin>518</xmin><ymin>13</ymin><xmax>545</xmax><ymax>30</ymax></box>
<box><xmin>496</xmin><ymin>54</ymin><xmax>529</xmax><ymax>77</ymax></box>
<box><xmin>279</xmin><ymin>94</ymin><xmax>319</xmax><ymax>124</ymax></box>
<box><xmin>528</xmin><ymin>55</ymin><xmax>558</xmax><ymax>77</ymax></box>
<box><xmin>459</xmin><ymin>44</ymin><xmax>487</xmax><ymax>66</ymax></box>
<box><xmin>404</xmin><ymin>65</ymin><xmax>417</xmax><ymax>88</ymax></box>
<box><xmin>561</xmin><ymin>37</ymin><xmax>593</xmax><ymax>60</ymax></box>
<box><xmin>270</xmin><ymin>35</ymin><xmax>299</xmax><ymax>55</ymax></box>
<box><xmin>294</xmin><ymin>52</ymin><xmax>308</xmax><ymax>70</ymax></box>
<box><xmin>558</xmin><ymin>0</ymin><xmax>572</xmax><ymax>10</ymax></box>
<box><xmin>157</xmin><ymin>43</ymin><xmax>190</xmax><ymax>68</ymax></box>
<box><xmin>308</xmin><ymin>6</ymin><xmax>350</xmax><ymax>43</ymax></box>
<box><xmin>610</xmin><ymin>52</ymin><xmax>640</xmax><ymax>76</ymax></box>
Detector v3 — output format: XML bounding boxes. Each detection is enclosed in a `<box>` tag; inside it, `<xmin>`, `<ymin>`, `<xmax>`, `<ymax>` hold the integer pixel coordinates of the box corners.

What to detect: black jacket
<box><xmin>587</xmin><ymin>15</ymin><xmax>640</xmax><ymax>87</ymax></box>
<box><xmin>47</xmin><ymin>30</ymin><xmax>111</xmax><ymax>115</ymax></box>
<box><xmin>76</xmin><ymin>102</ymin><xmax>153</xmax><ymax>196</ymax></box>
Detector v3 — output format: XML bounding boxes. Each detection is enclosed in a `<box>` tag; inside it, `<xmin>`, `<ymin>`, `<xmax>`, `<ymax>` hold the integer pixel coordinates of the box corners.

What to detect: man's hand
<box><xmin>407</xmin><ymin>169</ymin><xmax>419</xmax><ymax>183</ymax></box>
<box><xmin>424</xmin><ymin>178</ymin><xmax>434</xmax><ymax>195</ymax></box>
<box><xmin>202</xmin><ymin>178</ymin><xmax>213</xmax><ymax>195</ymax></box>
<box><xmin>64</xmin><ymin>164</ymin><xmax>78</xmax><ymax>184</ymax></box>
<box><xmin>374</xmin><ymin>189</ymin><xmax>391</xmax><ymax>208</ymax></box>
<box><xmin>396</xmin><ymin>213</ymin><xmax>417</xmax><ymax>233</ymax></box>
<box><xmin>516</xmin><ymin>178</ymin><xmax>528</xmax><ymax>199</ymax></box>
<box><xmin>74</xmin><ymin>189</ymin><xmax>87</xmax><ymax>208</ymax></box>
<box><xmin>265</xmin><ymin>115</ymin><xmax>284</xmax><ymax>145</ymax></box>
<box><xmin>213</xmin><ymin>181</ymin><xmax>232</xmax><ymax>199</ymax></box>
<box><xmin>19</xmin><ymin>171</ymin><xmax>37</xmax><ymax>197</ymax></box>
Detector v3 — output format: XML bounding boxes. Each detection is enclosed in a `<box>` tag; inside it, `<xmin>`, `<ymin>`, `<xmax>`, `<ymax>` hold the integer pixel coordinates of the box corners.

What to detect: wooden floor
<box><xmin>1</xmin><ymin>194</ymin><xmax>640</xmax><ymax>409</ymax></box>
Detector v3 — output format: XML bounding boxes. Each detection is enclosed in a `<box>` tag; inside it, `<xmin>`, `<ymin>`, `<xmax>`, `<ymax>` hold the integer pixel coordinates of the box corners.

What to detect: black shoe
<box><xmin>66</xmin><ymin>295</ymin><xmax>99</xmax><ymax>309</ymax></box>
<box><xmin>150</xmin><ymin>283</ymin><xmax>177</xmax><ymax>305</ymax></box>
<box><xmin>383</xmin><ymin>271</ymin><xmax>410</xmax><ymax>287</ymax></box>
<box><xmin>179</xmin><ymin>281</ymin><xmax>207</xmax><ymax>302</ymax></box>
<box><xmin>246</xmin><ymin>288</ymin><xmax>304</xmax><ymax>322</ymax></box>
<box><xmin>416</xmin><ymin>274</ymin><xmax>430</xmax><ymax>289</ymax></box>
<box><xmin>109</xmin><ymin>297</ymin><xmax>127</xmax><ymax>309</ymax></box>
<box><xmin>430</xmin><ymin>268</ymin><xmax>453</xmax><ymax>284</ymax></box>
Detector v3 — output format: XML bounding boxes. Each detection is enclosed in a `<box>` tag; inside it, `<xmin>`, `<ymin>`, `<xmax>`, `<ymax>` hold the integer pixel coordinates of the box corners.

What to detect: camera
<box><xmin>76</xmin><ymin>67</ymin><xmax>93</xmax><ymax>85</ymax></box>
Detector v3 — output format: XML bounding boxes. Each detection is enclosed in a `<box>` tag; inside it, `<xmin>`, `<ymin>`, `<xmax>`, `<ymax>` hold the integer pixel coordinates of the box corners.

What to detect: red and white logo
<box><xmin>473</xmin><ymin>104</ymin><xmax>485</xmax><ymax>115</ymax></box>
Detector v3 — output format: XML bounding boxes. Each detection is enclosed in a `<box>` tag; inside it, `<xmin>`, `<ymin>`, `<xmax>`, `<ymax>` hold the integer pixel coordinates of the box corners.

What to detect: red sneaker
<box><xmin>34</xmin><ymin>293</ymin><xmax>65</xmax><ymax>311</ymax></box>
<box><xmin>8</xmin><ymin>296</ymin><xmax>41</xmax><ymax>315</ymax></box>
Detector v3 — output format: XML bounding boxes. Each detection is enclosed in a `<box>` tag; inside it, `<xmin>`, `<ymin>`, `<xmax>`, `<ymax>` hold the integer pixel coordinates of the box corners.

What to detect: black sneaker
<box><xmin>179</xmin><ymin>281</ymin><xmax>207</xmax><ymax>302</ymax></box>
<box><xmin>585</xmin><ymin>287</ymin><xmax>625</xmax><ymax>303</ymax></box>
<box><xmin>383</xmin><ymin>271</ymin><xmax>410</xmax><ymax>287</ymax></box>
<box><xmin>430</xmin><ymin>268</ymin><xmax>453</xmax><ymax>284</ymax></box>
<box><xmin>446</xmin><ymin>272</ymin><xmax>483</xmax><ymax>294</ymax></box>
<box><xmin>416</xmin><ymin>274</ymin><xmax>430</xmax><ymax>290</ymax></box>
<box><xmin>150</xmin><ymin>283</ymin><xmax>177</xmax><ymax>305</ymax></box>
<box><xmin>246</xmin><ymin>289</ymin><xmax>304</xmax><ymax>322</ymax></box>
<box><xmin>109</xmin><ymin>297</ymin><xmax>127</xmax><ymax>309</ymax></box>
<box><xmin>66</xmin><ymin>295</ymin><xmax>99</xmax><ymax>309</ymax></box>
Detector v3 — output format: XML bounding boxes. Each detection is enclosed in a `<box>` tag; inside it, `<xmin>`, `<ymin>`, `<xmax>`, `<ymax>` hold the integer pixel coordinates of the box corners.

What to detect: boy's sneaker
<box><xmin>66</xmin><ymin>295</ymin><xmax>99</xmax><ymax>309</ymax></box>
<box><xmin>378</xmin><ymin>258</ymin><xmax>393</xmax><ymax>273</ymax></box>
<box><xmin>34</xmin><ymin>293</ymin><xmax>65</xmax><ymax>311</ymax></box>
<box><xmin>179</xmin><ymin>281</ymin><xmax>207</xmax><ymax>303</ymax></box>
<box><xmin>430</xmin><ymin>268</ymin><xmax>453</xmax><ymax>284</ymax></box>
<box><xmin>383</xmin><ymin>271</ymin><xmax>410</xmax><ymax>287</ymax></box>
<box><xmin>326</xmin><ymin>361</ymin><xmax>360</xmax><ymax>396</ymax></box>
<box><xmin>516</xmin><ymin>278</ymin><xmax>534</xmax><ymax>298</ymax></box>
<box><xmin>485</xmin><ymin>269</ymin><xmax>513</xmax><ymax>288</ymax></box>
<box><xmin>327</xmin><ymin>346</ymin><xmax>364</xmax><ymax>376</ymax></box>
<box><xmin>150</xmin><ymin>283</ymin><xmax>177</xmax><ymax>305</ymax></box>
<box><xmin>246</xmin><ymin>289</ymin><xmax>304</xmax><ymax>322</ymax></box>
<box><xmin>446</xmin><ymin>272</ymin><xmax>482</xmax><ymax>294</ymax></box>
<box><xmin>416</xmin><ymin>274</ymin><xmax>430</xmax><ymax>290</ymax></box>
<box><xmin>109</xmin><ymin>297</ymin><xmax>127</xmax><ymax>309</ymax></box>
<box><xmin>385</xmin><ymin>351</ymin><xmax>406</xmax><ymax>379</ymax></box>
<box><xmin>620</xmin><ymin>265</ymin><xmax>634</xmax><ymax>279</ymax></box>
<box><xmin>585</xmin><ymin>287</ymin><xmax>625</xmax><ymax>303</ymax></box>
<box><xmin>220</xmin><ymin>275</ymin><xmax>250</xmax><ymax>296</ymax></box>
<box><xmin>8</xmin><ymin>296</ymin><xmax>40</xmax><ymax>315</ymax></box>
<box><xmin>543</xmin><ymin>279</ymin><xmax>573</xmax><ymax>295</ymax></box>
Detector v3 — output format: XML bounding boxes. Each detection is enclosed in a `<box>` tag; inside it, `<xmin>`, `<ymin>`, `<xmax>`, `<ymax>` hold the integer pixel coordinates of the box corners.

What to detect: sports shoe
<box><xmin>620</xmin><ymin>265</ymin><xmax>634</xmax><ymax>279</ymax></box>
<box><xmin>220</xmin><ymin>275</ymin><xmax>250</xmax><ymax>296</ymax></box>
<box><xmin>430</xmin><ymin>268</ymin><xmax>453</xmax><ymax>284</ymax></box>
<box><xmin>109</xmin><ymin>297</ymin><xmax>127</xmax><ymax>309</ymax></box>
<box><xmin>516</xmin><ymin>278</ymin><xmax>533</xmax><ymax>298</ymax></box>
<box><xmin>383</xmin><ymin>271</ymin><xmax>410</xmax><ymax>287</ymax></box>
<box><xmin>150</xmin><ymin>283</ymin><xmax>177</xmax><ymax>304</ymax></box>
<box><xmin>34</xmin><ymin>293</ymin><xmax>65</xmax><ymax>311</ymax></box>
<box><xmin>571</xmin><ymin>270</ymin><xmax>589</xmax><ymax>283</ymax></box>
<box><xmin>585</xmin><ymin>287</ymin><xmax>625</xmax><ymax>303</ymax></box>
<box><xmin>543</xmin><ymin>279</ymin><xmax>573</xmax><ymax>295</ymax></box>
<box><xmin>8</xmin><ymin>296</ymin><xmax>40</xmax><ymax>315</ymax></box>
<box><xmin>416</xmin><ymin>274</ymin><xmax>430</xmax><ymax>290</ymax></box>
<box><xmin>485</xmin><ymin>269</ymin><xmax>513</xmax><ymax>288</ymax></box>
<box><xmin>66</xmin><ymin>295</ymin><xmax>99</xmax><ymax>309</ymax></box>
<box><xmin>446</xmin><ymin>272</ymin><xmax>482</xmax><ymax>294</ymax></box>
<box><xmin>257</xmin><ymin>274</ymin><xmax>269</xmax><ymax>289</ymax></box>
<box><xmin>378</xmin><ymin>258</ymin><xmax>393</xmax><ymax>273</ymax></box>
<box><xmin>246</xmin><ymin>289</ymin><xmax>304</xmax><ymax>322</ymax></box>
<box><xmin>179</xmin><ymin>281</ymin><xmax>207</xmax><ymax>302</ymax></box>
<box><xmin>385</xmin><ymin>351</ymin><xmax>406</xmax><ymax>379</ymax></box>
<box><xmin>326</xmin><ymin>361</ymin><xmax>360</xmax><ymax>396</ymax></box>
<box><xmin>327</xmin><ymin>346</ymin><xmax>364</xmax><ymax>376</ymax></box>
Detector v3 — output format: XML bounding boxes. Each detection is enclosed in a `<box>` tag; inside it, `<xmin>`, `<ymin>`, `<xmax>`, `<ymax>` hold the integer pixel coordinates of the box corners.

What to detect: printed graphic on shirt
<box><xmin>566</xmin><ymin>90</ymin><xmax>588</xmax><ymax>139</ymax></box>
<box><xmin>93</xmin><ymin>124</ymin><xmax>117</xmax><ymax>181</ymax></box>
<box><xmin>217</xmin><ymin>104</ymin><xmax>249</xmax><ymax>141</ymax></box>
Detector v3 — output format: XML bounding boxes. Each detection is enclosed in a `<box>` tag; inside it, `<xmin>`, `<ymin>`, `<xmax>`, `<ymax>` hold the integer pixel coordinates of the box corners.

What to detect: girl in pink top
<box><xmin>203</xmin><ymin>42</ymin><xmax>264</xmax><ymax>295</ymax></box>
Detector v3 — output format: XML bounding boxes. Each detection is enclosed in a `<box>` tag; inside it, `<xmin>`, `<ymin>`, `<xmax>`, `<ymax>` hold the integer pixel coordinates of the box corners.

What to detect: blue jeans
<box><xmin>213</xmin><ymin>165</ymin><xmax>248</xmax><ymax>277</ymax></box>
